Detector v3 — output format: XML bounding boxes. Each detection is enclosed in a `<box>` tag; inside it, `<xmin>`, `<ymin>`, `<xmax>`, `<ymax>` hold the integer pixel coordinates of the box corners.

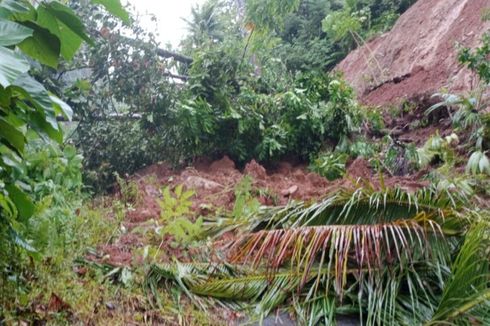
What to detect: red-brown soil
<box><xmin>337</xmin><ymin>0</ymin><xmax>490</xmax><ymax>106</ymax></box>
<box><xmin>92</xmin><ymin>156</ymin><xmax>429</xmax><ymax>266</ymax></box>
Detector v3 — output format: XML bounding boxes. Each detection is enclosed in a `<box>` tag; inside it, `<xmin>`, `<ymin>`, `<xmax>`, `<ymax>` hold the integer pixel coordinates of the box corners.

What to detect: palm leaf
<box><xmin>272</xmin><ymin>184</ymin><xmax>465</xmax><ymax>230</ymax></box>
<box><xmin>229</xmin><ymin>217</ymin><xmax>448</xmax><ymax>297</ymax></box>
<box><xmin>429</xmin><ymin>221</ymin><xmax>490</xmax><ymax>324</ymax></box>
<box><xmin>207</xmin><ymin>182</ymin><xmax>468</xmax><ymax>237</ymax></box>
<box><xmin>146</xmin><ymin>262</ymin><xmax>307</xmax><ymax>316</ymax></box>
<box><xmin>146</xmin><ymin>260</ymin><xmax>456</xmax><ymax>324</ymax></box>
<box><xmin>147</xmin><ymin>186</ymin><xmax>486</xmax><ymax>324</ymax></box>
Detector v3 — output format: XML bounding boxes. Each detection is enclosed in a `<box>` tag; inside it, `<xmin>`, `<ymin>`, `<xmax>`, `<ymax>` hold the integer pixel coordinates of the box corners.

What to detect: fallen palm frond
<box><xmin>145</xmin><ymin>261</ymin><xmax>302</xmax><ymax>315</ymax></box>
<box><xmin>145</xmin><ymin>262</ymin><xmax>248</xmax><ymax>310</ymax></box>
<box><xmin>205</xmin><ymin>182</ymin><xmax>469</xmax><ymax>237</ymax></box>
<box><xmin>203</xmin><ymin>204</ymin><xmax>294</xmax><ymax>238</ymax></box>
<box><xmin>145</xmin><ymin>184</ymin><xmax>489</xmax><ymax>324</ymax></box>
<box><xmin>229</xmin><ymin>217</ymin><xmax>447</xmax><ymax>297</ymax></box>
<box><xmin>145</xmin><ymin>259</ymin><xmax>462</xmax><ymax>324</ymax></box>
<box><xmin>145</xmin><ymin>260</ymin><xmax>443</xmax><ymax>320</ymax></box>
<box><xmin>270</xmin><ymin>183</ymin><xmax>466</xmax><ymax>230</ymax></box>
<box><xmin>428</xmin><ymin>221</ymin><xmax>490</xmax><ymax>324</ymax></box>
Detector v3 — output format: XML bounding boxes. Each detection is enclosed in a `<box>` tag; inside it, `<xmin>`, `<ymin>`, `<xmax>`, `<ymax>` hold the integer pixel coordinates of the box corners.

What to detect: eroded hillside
<box><xmin>338</xmin><ymin>0</ymin><xmax>490</xmax><ymax>105</ymax></box>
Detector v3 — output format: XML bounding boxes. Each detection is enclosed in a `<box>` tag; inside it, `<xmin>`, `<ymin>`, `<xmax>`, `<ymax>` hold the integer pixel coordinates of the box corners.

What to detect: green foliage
<box><xmin>459</xmin><ymin>32</ymin><xmax>490</xmax><ymax>84</ymax></box>
<box><xmin>30</xmin><ymin>2</ymin><xmax>182</xmax><ymax>191</ymax></box>
<box><xmin>177</xmin><ymin>53</ymin><xmax>362</xmax><ymax>162</ymax></box>
<box><xmin>115</xmin><ymin>173</ymin><xmax>140</xmax><ymax>205</ymax></box>
<box><xmin>0</xmin><ymin>140</ymin><xmax>85</xmax><ymax>303</ymax></box>
<box><xmin>157</xmin><ymin>185</ymin><xmax>203</xmax><ymax>245</ymax></box>
<box><xmin>270</xmin><ymin>0</ymin><xmax>416</xmax><ymax>73</ymax></box>
<box><xmin>91</xmin><ymin>0</ymin><xmax>129</xmax><ymax>23</ymax></box>
<box><xmin>0</xmin><ymin>0</ymin><xmax>88</xmax><ymax>269</ymax></box>
<box><xmin>416</xmin><ymin>133</ymin><xmax>457</xmax><ymax>169</ymax></box>
<box><xmin>310</xmin><ymin>152</ymin><xmax>348</xmax><ymax>180</ymax></box>
<box><xmin>365</xmin><ymin>107</ymin><xmax>385</xmax><ymax>133</ymax></box>
<box><xmin>0</xmin><ymin>198</ymin><xmax>154</xmax><ymax>324</ymax></box>
<box><xmin>37</xmin><ymin>0</ymin><xmax>411</xmax><ymax>191</ymax></box>
<box><xmin>322</xmin><ymin>8</ymin><xmax>363</xmax><ymax>42</ymax></box>
<box><xmin>430</xmin><ymin>221</ymin><xmax>490</xmax><ymax>324</ymax></box>
<box><xmin>466</xmin><ymin>150</ymin><xmax>490</xmax><ymax>175</ymax></box>
<box><xmin>245</xmin><ymin>0</ymin><xmax>301</xmax><ymax>33</ymax></box>
<box><xmin>0</xmin><ymin>0</ymin><xmax>128</xmax><ymax>316</ymax></box>
<box><xmin>182</xmin><ymin>0</ymin><xmax>226</xmax><ymax>47</ymax></box>
<box><xmin>232</xmin><ymin>176</ymin><xmax>261</xmax><ymax>219</ymax></box>
<box><xmin>426</xmin><ymin>32</ymin><xmax>490</xmax><ymax>178</ymax></box>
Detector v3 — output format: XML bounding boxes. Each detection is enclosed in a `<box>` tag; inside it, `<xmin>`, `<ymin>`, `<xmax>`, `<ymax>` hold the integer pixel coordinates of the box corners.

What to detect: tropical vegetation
<box><xmin>1</xmin><ymin>0</ymin><xmax>489</xmax><ymax>325</ymax></box>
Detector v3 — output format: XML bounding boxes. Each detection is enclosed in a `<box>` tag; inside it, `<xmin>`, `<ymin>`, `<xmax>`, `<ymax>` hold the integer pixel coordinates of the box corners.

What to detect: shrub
<box><xmin>310</xmin><ymin>152</ymin><xmax>348</xmax><ymax>181</ymax></box>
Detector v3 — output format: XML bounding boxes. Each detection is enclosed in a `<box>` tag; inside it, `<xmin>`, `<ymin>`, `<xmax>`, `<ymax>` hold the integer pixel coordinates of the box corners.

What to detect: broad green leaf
<box><xmin>9</xmin><ymin>228</ymin><xmax>40</xmax><ymax>259</ymax></box>
<box><xmin>91</xmin><ymin>0</ymin><xmax>129</xmax><ymax>23</ymax></box>
<box><xmin>29</xmin><ymin>111</ymin><xmax>62</xmax><ymax>143</ymax></box>
<box><xmin>36</xmin><ymin>5</ymin><xmax>83</xmax><ymax>60</ymax></box>
<box><xmin>3</xmin><ymin>0</ymin><xmax>35</xmax><ymax>22</ymax></box>
<box><xmin>0</xmin><ymin>0</ymin><xmax>31</xmax><ymax>15</ymax></box>
<box><xmin>0</xmin><ymin>20</ymin><xmax>32</xmax><ymax>46</ymax></box>
<box><xmin>44</xmin><ymin>2</ymin><xmax>93</xmax><ymax>47</ymax></box>
<box><xmin>17</xmin><ymin>24</ymin><xmax>60</xmax><ymax>68</ymax></box>
<box><xmin>63</xmin><ymin>145</ymin><xmax>77</xmax><ymax>159</ymax></box>
<box><xmin>49</xmin><ymin>94</ymin><xmax>73</xmax><ymax>120</ymax></box>
<box><xmin>5</xmin><ymin>183</ymin><xmax>34</xmax><ymax>221</ymax></box>
<box><xmin>478</xmin><ymin>153</ymin><xmax>490</xmax><ymax>174</ymax></box>
<box><xmin>11</xmin><ymin>74</ymin><xmax>63</xmax><ymax>142</ymax></box>
<box><xmin>0</xmin><ymin>46</ymin><xmax>29</xmax><ymax>87</ymax></box>
<box><xmin>0</xmin><ymin>85</ymin><xmax>11</xmax><ymax>107</ymax></box>
<box><xmin>12</xmin><ymin>74</ymin><xmax>56</xmax><ymax>117</ymax></box>
<box><xmin>0</xmin><ymin>191</ymin><xmax>16</xmax><ymax>218</ymax></box>
<box><xmin>0</xmin><ymin>9</ymin><xmax>11</xmax><ymax>19</ymax></box>
<box><xmin>0</xmin><ymin>117</ymin><xmax>25</xmax><ymax>154</ymax></box>
<box><xmin>466</xmin><ymin>151</ymin><xmax>490</xmax><ymax>175</ymax></box>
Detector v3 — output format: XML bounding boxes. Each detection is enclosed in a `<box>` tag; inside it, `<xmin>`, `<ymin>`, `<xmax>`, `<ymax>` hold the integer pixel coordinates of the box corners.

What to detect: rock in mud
<box><xmin>184</xmin><ymin>175</ymin><xmax>224</xmax><ymax>191</ymax></box>
<box><xmin>281</xmin><ymin>185</ymin><xmax>298</xmax><ymax>196</ymax></box>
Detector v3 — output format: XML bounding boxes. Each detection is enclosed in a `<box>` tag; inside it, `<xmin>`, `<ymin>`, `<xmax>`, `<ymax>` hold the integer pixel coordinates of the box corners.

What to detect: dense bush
<box><xmin>176</xmin><ymin>44</ymin><xmax>362</xmax><ymax>163</ymax></box>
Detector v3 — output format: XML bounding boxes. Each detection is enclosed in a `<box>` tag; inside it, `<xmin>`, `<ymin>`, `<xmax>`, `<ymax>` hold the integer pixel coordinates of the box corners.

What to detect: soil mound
<box><xmin>102</xmin><ymin>156</ymin><xmax>432</xmax><ymax>266</ymax></box>
<box><xmin>337</xmin><ymin>0</ymin><xmax>490</xmax><ymax>105</ymax></box>
<box><xmin>244</xmin><ymin>160</ymin><xmax>267</xmax><ymax>179</ymax></box>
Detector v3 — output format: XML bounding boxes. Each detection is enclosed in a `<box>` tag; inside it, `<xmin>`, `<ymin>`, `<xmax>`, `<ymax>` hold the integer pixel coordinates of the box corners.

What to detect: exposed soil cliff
<box><xmin>337</xmin><ymin>0</ymin><xmax>490</xmax><ymax>105</ymax></box>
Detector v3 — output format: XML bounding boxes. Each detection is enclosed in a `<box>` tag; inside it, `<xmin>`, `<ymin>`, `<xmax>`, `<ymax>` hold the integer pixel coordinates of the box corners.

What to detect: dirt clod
<box><xmin>209</xmin><ymin>155</ymin><xmax>236</xmax><ymax>172</ymax></box>
<box><xmin>244</xmin><ymin>160</ymin><xmax>267</xmax><ymax>180</ymax></box>
<box><xmin>347</xmin><ymin>158</ymin><xmax>372</xmax><ymax>180</ymax></box>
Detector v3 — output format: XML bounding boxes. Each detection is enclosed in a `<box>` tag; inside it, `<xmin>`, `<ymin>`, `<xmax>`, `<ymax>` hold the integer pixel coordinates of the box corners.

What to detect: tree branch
<box><xmin>156</xmin><ymin>48</ymin><xmax>193</xmax><ymax>64</ymax></box>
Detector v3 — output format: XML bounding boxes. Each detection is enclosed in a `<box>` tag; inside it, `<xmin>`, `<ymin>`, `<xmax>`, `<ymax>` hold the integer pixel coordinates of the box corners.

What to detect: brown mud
<box><xmin>91</xmin><ymin>152</ymin><xmax>431</xmax><ymax>267</ymax></box>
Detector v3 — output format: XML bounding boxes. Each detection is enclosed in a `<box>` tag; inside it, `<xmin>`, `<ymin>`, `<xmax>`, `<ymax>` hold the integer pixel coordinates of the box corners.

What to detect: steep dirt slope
<box><xmin>337</xmin><ymin>0</ymin><xmax>489</xmax><ymax>105</ymax></box>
